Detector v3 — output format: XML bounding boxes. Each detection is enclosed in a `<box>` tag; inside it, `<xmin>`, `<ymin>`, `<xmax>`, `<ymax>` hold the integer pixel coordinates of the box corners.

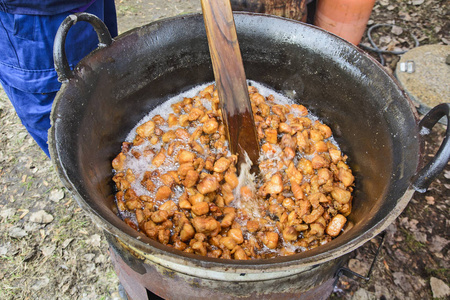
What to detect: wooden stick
<box><xmin>201</xmin><ymin>0</ymin><xmax>260</xmax><ymax>169</ymax></box>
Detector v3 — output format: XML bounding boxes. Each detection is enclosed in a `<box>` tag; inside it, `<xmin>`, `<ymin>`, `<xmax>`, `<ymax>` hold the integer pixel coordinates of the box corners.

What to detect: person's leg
<box><xmin>103</xmin><ymin>0</ymin><xmax>118</xmax><ymax>37</ymax></box>
<box><xmin>0</xmin><ymin>1</ymin><xmax>117</xmax><ymax>157</ymax></box>
<box><xmin>1</xmin><ymin>83</ymin><xmax>54</xmax><ymax>156</ymax></box>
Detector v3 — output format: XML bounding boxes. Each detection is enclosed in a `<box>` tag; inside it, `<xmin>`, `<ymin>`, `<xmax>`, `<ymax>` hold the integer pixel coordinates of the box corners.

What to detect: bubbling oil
<box><xmin>112</xmin><ymin>81</ymin><xmax>354</xmax><ymax>259</ymax></box>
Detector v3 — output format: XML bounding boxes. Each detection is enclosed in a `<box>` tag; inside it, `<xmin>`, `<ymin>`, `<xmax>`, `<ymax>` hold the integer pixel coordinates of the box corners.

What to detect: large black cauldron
<box><xmin>49</xmin><ymin>13</ymin><xmax>449</xmax><ymax>299</ymax></box>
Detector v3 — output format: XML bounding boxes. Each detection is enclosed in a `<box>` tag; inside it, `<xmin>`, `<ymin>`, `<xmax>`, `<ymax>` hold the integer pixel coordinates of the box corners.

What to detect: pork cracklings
<box><xmin>112</xmin><ymin>83</ymin><xmax>355</xmax><ymax>260</ymax></box>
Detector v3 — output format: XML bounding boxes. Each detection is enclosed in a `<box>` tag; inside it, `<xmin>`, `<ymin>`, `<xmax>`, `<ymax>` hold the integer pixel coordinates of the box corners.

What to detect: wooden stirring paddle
<box><xmin>201</xmin><ymin>0</ymin><xmax>260</xmax><ymax>170</ymax></box>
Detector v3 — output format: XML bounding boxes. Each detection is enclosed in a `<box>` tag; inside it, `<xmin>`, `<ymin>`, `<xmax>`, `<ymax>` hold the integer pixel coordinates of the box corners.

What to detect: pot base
<box><xmin>106</xmin><ymin>232</ymin><xmax>346</xmax><ymax>300</ymax></box>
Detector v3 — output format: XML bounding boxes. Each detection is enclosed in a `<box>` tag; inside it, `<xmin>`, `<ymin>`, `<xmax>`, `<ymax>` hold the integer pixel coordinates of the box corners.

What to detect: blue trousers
<box><xmin>0</xmin><ymin>0</ymin><xmax>117</xmax><ymax>157</ymax></box>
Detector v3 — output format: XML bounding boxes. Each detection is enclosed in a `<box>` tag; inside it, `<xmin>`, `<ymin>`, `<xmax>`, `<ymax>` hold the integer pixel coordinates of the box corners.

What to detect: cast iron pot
<box><xmin>50</xmin><ymin>12</ymin><xmax>450</xmax><ymax>299</ymax></box>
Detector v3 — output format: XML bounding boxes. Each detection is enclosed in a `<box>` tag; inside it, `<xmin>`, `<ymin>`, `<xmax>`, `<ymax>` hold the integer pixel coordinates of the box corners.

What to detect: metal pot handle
<box><xmin>412</xmin><ymin>103</ymin><xmax>450</xmax><ymax>193</ymax></box>
<box><xmin>53</xmin><ymin>12</ymin><xmax>113</xmax><ymax>82</ymax></box>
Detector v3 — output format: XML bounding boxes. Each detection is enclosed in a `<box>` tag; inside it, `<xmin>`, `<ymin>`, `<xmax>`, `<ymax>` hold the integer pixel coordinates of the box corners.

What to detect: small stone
<box><xmin>31</xmin><ymin>276</ymin><xmax>50</xmax><ymax>290</ymax></box>
<box><xmin>84</xmin><ymin>253</ymin><xmax>95</xmax><ymax>261</ymax></box>
<box><xmin>374</xmin><ymin>283</ymin><xmax>392</xmax><ymax>300</ymax></box>
<box><xmin>385</xmin><ymin>223</ymin><xmax>398</xmax><ymax>245</ymax></box>
<box><xmin>49</xmin><ymin>189</ymin><xmax>65</xmax><ymax>202</ymax></box>
<box><xmin>41</xmin><ymin>245</ymin><xmax>56</xmax><ymax>257</ymax></box>
<box><xmin>409</xmin><ymin>219</ymin><xmax>419</xmax><ymax>231</ymax></box>
<box><xmin>399</xmin><ymin>11</ymin><xmax>412</xmax><ymax>21</ymax></box>
<box><xmin>29</xmin><ymin>210</ymin><xmax>54</xmax><ymax>224</ymax></box>
<box><xmin>412</xmin><ymin>231</ymin><xmax>427</xmax><ymax>244</ymax></box>
<box><xmin>429</xmin><ymin>236</ymin><xmax>449</xmax><ymax>253</ymax></box>
<box><xmin>62</xmin><ymin>238</ymin><xmax>74</xmax><ymax>249</ymax></box>
<box><xmin>425</xmin><ymin>196</ymin><xmax>435</xmax><ymax>205</ymax></box>
<box><xmin>401</xmin><ymin>217</ymin><xmax>419</xmax><ymax>231</ymax></box>
<box><xmin>86</xmin><ymin>234</ymin><xmax>102</xmax><ymax>247</ymax></box>
<box><xmin>416</xmin><ymin>277</ymin><xmax>427</xmax><ymax>289</ymax></box>
<box><xmin>391</xmin><ymin>26</ymin><xmax>403</xmax><ymax>36</ymax></box>
<box><xmin>394</xmin><ymin>249</ymin><xmax>410</xmax><ymax>264</ymax></box>
<box><xmin>444</xmin><ymin>170</ymin><xmax>450</xmax><ymax>179</ymax></box>
<box><xmin>387</xmin><ymin>5</ymin><xmax>395</xmax><ymax>11</ymax></box>
<box><xmin>0</xmin><ymin>208</ymin><xmax>15</xmax><ymax>220</ymax></box>
<box><xmin>0</xmin><ymin>245</ymin><xmax>9</xmax><ymax>256</ymax></box>
<box><xmin>379</xmin><ymin>35</ymin><xmax>392</xmax><ymax>45</ymax></box>
<box><xmin>94</xmin><ymin>254</ymin><xmax>107</xmax><ymax>264</ymax></box>
<box><xmin>352</xmin><ymin>288</ymin><xmax>376</xmax><ymax>300</ymax></box>
<box><xmin>23</xmin><ymin>222</ymin><xmax>40</xmax><ymax>232</ymax></box>
<box><xmin>393</xmin><ymin>272</ymin><xmax>413</xmax><ymax>291</ymax></box>
<box><xmin>430</xmin><ymin>277</ymin><xmax>450</xmax><ymax>299</ymax></box>
<box><xmin>412</xmin><ymin>0</ymin><xmax>424</xmax><ymax>5</ymax></box>
<box><xmin>85</xmin><ymin>263</ymin><xmax>96</xmax><ymax>273</ymax></box>
<box><xmin>8</xmin><ymin>226</ymin><xmax>28</xmax><ymax>238</ymax></box>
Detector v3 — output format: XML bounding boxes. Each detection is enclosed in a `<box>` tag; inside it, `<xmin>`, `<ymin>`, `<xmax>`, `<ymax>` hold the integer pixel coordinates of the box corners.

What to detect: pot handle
<box><xmin>412</xmin><ymin>103</ymin><xmax>450</xmax><ymax>193</ymax></box>
<box><xmin>53</xmin><ymin>12</ymin><xmax>113</xmax><ymax>82</ymax></box>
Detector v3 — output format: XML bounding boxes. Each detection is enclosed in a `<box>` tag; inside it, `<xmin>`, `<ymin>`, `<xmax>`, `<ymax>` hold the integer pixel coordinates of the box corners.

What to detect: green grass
<box><xmin>0</xmin><ymin>255</ymin><xmax>15</xmax><ymax>261</ymax></box>
<box><xmin>43</xmin><ymin>187</ymin><xmax>54</xmax><ymax>195</ymax></box>
<box><xmin>421</xmin><ymin>28</ymin><xmax>441</xmax><ymax>44</ymax></box>
<box><xmin>401</xmin><ymin>228</ymin><xmax>426</xmax><ymax>253</ymax></box>
<box><xmin>106</xmin><ymin>270</ymin><xmax>117</xmax><ymax>279</ymax></box>
<box><xmin>4</xmin><ymin>213</ymin><xmax>20</xmax><ymax>224</ymax></box>
<box><xmin>20</xmin><ymin>176</ymin><xmax>35</xmax><ymax>191</ymax></box>
<box><xmin>425</xmin><ymin>267</ymin><xmax>450</xmax><ymax>279</ymax></box>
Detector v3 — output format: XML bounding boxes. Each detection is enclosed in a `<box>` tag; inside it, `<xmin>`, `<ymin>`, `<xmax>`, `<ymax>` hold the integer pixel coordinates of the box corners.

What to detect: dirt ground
<box><xmin>0</xmin><ymin>0</ymin><xmax>448</xmax><ymax>299</ymax></box>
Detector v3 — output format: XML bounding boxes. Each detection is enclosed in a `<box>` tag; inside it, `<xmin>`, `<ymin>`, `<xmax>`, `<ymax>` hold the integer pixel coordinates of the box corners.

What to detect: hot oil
<box><xmin>120</xmin><ymin>83</ymin><xmax>218</xmax><ymax>203</ymax></box>
<box><xmin>115</xmin><ymin>80</ymin><xmax>344</xmax><ymax>257</ymax></box>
